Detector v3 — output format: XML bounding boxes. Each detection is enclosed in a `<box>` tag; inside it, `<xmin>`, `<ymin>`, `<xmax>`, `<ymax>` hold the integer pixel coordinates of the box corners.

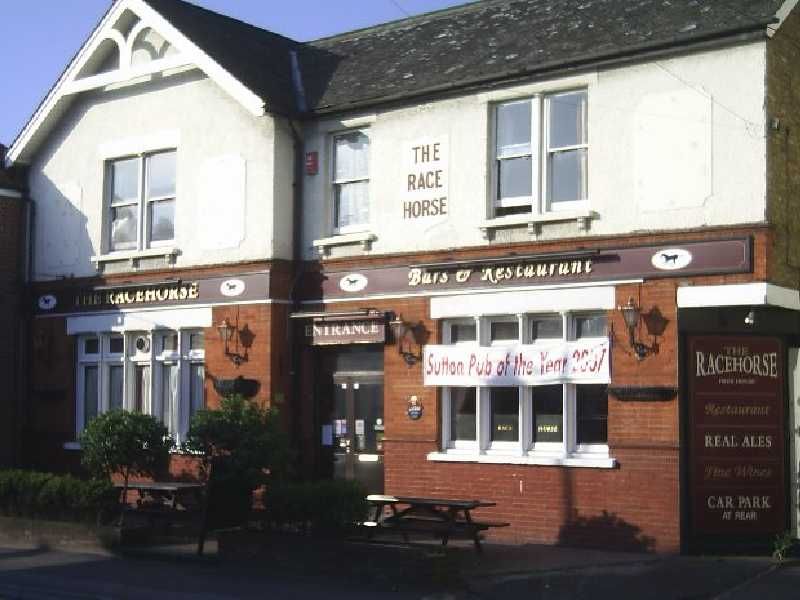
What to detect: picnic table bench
<box><xmin>364</xmin><ymin>494</ymin><xmax>509</xmax><ymax>552</ymax></box>
<box><xmin>115</xmin><ymin>481</ymin><xmax>204</xmax><ymax>513</ymax></box>
<box><xmin>115</xmin><ymin>481</ymin><xmax>209</xmax><ymax>552</ymax></box>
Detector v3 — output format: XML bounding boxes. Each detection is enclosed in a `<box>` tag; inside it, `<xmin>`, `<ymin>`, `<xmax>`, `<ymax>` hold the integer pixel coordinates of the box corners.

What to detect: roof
<box><xmin>300</xmin><ymin>0</ymin><xmax>784</xmax><ymax>112</ymax></box>
<box><xmin>7</xmin><ymin>0</ymin><xmax>790</xmax><ymax>164</ymax></box>
<box><xmin>142</xmin><ymin>0</ymin><xmax>302</xmax><ymax>115</ymax></box>
<box><xmin>142</xmin><ymin>0</ymin><xmax>785</xmax><ymax>115</ymax></box>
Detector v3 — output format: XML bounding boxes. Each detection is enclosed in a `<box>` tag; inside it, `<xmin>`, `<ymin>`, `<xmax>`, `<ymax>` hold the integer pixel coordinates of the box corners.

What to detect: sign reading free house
<box><xmin>423</xmin><ymin>339</ymin><xmax>610</xmax><ymax>386</ymax></box>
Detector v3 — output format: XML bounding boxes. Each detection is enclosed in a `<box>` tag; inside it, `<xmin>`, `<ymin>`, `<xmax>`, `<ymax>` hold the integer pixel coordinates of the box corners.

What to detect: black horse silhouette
<box><xmin>661</xmin><ymin>253</ymin><xmax>679</xmax><ymax>264</ymax></box>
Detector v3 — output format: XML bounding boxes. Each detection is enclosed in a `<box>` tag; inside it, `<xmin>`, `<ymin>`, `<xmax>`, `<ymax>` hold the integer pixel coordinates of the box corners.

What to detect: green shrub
<box><xmin>0</xmin><ymin>470</ymin><xmax>117</xmax><ymax>523</ymax></box>
<box><xmin>184</xmin><ymin>395</ymin><xmax>290</xmax><ymax>529</ymax></box>
<box><xmin>264</xmin><ymin>480</ymin><xmax>367</xmax><ymax>534</ymax></box>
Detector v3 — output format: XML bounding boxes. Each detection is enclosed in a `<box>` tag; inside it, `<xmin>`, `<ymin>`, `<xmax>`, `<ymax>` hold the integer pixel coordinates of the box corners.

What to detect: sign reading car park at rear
<box><xmin>688</xmin><ymin>336</ymin><xmax>785</xmax><ymax>537</ymax></box>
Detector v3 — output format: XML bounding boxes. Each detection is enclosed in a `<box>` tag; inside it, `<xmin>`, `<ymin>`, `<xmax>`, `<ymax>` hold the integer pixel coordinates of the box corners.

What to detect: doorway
<box><xmin>331</xmin><ymin>372</ymin><xmax>384</xmax><ymax>494</ymax></box>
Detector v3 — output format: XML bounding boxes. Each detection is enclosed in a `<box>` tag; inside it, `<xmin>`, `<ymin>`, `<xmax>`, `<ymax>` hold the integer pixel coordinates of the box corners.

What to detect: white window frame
<box><xmin>543</xmin><ymin>91</ymin><xmax>588</xmax><ymax>213</ymax></box>
<box><xmin>435</xmin><ymin>312</ymin><xmax>611</xmax><ymax>468</ymax></box>
<box><xmin>441</xmin><ymin>318</ymin><xmax>480</xmax><ymax>453</ymax></box>
<box><xmin>490</xmin><ymin>89</ymin><xmax>588</xmax><ymax>219</ymax></box>
<box><xmin>330</xmin><ymin>129</ymin><xmax>370</xmax><ymax>235</ymax></box>
<box><xmin>74</xmin><ymin>329</ymin><xmax>205</xmax><ymax>446</ymax></box>
<box><xmin>105</xmin><ymin>149</ymin><xmax>177</xmax><ymax>253</ymax></box>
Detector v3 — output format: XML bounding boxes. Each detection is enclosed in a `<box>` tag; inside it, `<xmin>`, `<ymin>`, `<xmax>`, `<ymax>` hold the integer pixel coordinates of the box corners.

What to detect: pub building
<box><xmin>5</xmin><ymin>0</ymin><xmax>800</xmax><ymax>554</ymax></box>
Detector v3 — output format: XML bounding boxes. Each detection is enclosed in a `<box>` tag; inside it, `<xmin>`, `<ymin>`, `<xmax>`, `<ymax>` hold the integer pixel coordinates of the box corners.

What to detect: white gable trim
<box><xmin>8</xmin><ymin>0</ymin><xmax>266</xmax><ymax>165</ymax></box>
<box><xmin>768</xmin><ymin>0</ymin><xmax>799</xmax><ymax>37</ymax></box>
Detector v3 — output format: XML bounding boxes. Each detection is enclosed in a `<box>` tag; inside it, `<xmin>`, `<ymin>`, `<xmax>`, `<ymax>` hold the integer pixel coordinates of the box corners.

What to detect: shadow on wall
<box><xmin>558</xmin><ymin>510</ymin><xmax>656</xmax><ymax>553</ymax></box>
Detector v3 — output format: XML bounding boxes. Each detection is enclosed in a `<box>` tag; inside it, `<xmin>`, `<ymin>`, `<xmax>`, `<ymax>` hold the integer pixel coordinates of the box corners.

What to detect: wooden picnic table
<box><xmin>364</xmin><ymin>494</ymin><xmax>508</xmax><ymax>552</ymax></box>
<box><xmin>115</xmin><ymin>481</ymin><xmax>205</xmax><ymax>511</ymax></box>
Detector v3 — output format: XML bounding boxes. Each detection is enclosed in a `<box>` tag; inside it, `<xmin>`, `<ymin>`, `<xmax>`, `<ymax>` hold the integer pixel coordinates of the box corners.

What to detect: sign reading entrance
<box><xmin>305</xmin><ymin>318</ymin><xmax>386</xmax><ymax>346</ymax></box>
<box><xmin>689</xmin><ymin>336</ymin><xmax>785</xmax><ymax>536</ymax></box>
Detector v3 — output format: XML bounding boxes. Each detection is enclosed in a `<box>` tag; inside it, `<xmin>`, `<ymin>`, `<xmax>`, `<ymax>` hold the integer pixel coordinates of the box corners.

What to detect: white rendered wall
<box><xmin>301</xmin><ymin>42</ymin><xmax>767</xmax><ymax>259</ymax></box>
<box><xmin>29</xmin><ymin>71</ymin><xmax>293</xmax><ymax>281</ymax></box>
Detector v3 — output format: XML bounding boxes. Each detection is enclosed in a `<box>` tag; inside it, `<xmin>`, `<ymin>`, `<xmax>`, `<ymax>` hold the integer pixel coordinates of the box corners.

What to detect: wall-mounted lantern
<box><xmin>217</xmin><ymin>314</ymin><xmax>250</xmax><ymax>367</ymax></box>
<box><xmin>389</xmin><ymin>315</ymin><xmax>425</xmax><ymax>366</ymax></box>
<box><xmin>618</xmin><ymin>297</ymin><xmax>660</xmax><ymax>361</ymax></box>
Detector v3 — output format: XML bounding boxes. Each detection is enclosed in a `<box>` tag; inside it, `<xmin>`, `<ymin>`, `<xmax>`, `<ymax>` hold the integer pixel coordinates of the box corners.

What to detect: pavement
<box><xmin>0</xmin><ymin>534</ymin><xmax>796</xmax><ymax>599</ymax></box>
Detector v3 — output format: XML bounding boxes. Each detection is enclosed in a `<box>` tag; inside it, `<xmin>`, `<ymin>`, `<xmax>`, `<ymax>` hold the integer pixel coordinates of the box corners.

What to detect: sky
<box><xmin>0</xmin><ymin>0</ymin><xmax>469</xmax><ymax>148</ymax></box>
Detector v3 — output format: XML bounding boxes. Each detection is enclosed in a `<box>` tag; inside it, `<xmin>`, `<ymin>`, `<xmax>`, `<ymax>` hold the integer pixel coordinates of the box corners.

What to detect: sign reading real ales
<box><xmin>689</xmin><ymin>336</ymin><xmax>784</xmax><ymax>536</ymax></box>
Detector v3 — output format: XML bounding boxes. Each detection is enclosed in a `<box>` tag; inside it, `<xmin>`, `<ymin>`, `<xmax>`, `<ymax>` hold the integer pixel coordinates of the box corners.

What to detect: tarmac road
<box><xmin>0</xmin><ymin>545</ymin><xmax>426</xmax><ymax>599</ymax></box>
<box><xmin>1</xmin><ymin>541</ymin><xmax>798</xmax><ymax>600</ymax></box>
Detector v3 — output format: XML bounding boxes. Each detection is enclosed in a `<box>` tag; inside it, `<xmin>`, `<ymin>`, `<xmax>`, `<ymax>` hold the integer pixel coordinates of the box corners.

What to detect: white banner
<box><xmin>423</xmin><ymin>339</ymin><xmax>610</xmax><ymax>387</ymax></box>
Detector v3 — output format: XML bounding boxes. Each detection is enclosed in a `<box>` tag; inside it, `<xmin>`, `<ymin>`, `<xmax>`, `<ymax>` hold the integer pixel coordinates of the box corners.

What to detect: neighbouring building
<box><xmin>0</xmin><ymin>145</ymin><xmax>27</xmax><ymax>468</ymax></box>
<box><xmin>6</xmin><ymin>0</ymin><xmax>800</xmax><ymax>553</ymax></box>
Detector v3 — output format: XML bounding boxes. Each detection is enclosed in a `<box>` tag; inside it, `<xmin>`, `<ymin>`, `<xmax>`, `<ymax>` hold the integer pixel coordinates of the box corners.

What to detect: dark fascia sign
<box><xmin>33</xmin><ymin>272</ymin><xmax>270</xmax><ymax>315</ymax></box>
<box><xmin>300</xmin><ymin>237</ymin><xmax>752</xmax><ymax>302</ymax></box>
<box><xmin>305</xmin><ymin>316</ymin><xmax>386</xmax><ymax>346</ymax></box>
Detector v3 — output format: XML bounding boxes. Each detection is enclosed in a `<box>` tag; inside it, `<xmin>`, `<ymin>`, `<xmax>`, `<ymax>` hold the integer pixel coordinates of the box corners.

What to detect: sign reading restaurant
<box><xmin>688</xmin><ymin>336</ymin><xmax>784</xmax><ymax>536</ymax></box>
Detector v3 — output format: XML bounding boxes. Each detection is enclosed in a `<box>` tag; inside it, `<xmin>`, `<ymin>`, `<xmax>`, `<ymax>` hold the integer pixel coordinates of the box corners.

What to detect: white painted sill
<box><xmin>427</xmin><ymin>451</ymin><xmax>617</xmax><ymax>469</ymax></box>
<box><xmin>91</xmin><ymin>247</ymin><xmax>179</xmax><ymax>267</ymax></box>
<box><xmin>313</xmin><ymin>231</ymin><xmax>377</xmax><ymax>257</ymax></box>
<box><xmin>480</xmin><ymin>210</ymin><xmax>596</xmax><ymax>239</ymax></box>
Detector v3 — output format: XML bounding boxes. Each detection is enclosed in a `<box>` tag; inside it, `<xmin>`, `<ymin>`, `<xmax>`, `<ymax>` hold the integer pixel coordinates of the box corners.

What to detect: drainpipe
<box><xmin>287</xmin><ymin>117</ymin><xmax>306</xmax><ymax>477</ymax></box>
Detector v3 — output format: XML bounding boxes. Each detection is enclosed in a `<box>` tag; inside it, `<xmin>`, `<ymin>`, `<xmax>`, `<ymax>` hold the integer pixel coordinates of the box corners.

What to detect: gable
<box><xmin>8</xmin><ymin>0</ymin><xmax>267</xmax><ymax>165</ymax></box>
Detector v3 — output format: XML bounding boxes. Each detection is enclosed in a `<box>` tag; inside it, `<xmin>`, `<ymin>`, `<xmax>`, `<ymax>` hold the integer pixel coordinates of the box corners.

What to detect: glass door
<box><xmin>331</xmin><ymin>373</ymin><xmax>384</xmax><ymax>494</ymax></box>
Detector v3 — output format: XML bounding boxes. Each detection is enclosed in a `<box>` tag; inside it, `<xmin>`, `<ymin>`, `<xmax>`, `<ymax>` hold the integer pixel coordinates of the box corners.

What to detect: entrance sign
<box><xmin>305</xmin><ymin>317</ymin><xmax>386</xmax><ymax>345</ymax></box>
<box><xmin>423</xmin><ymin>339</ymin><xmax>609</xmax><ymax>386</ymax></box>
<box><xmin>689</xmin><ymin>336</ymin><xmax>785</xmax><ymax>536</ymax></box>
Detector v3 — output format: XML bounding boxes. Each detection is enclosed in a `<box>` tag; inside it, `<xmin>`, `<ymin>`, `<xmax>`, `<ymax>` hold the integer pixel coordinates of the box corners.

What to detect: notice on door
<box><xmin>689</xmin><ymin>336</ymin><xmax>785</xmax><ymax>536</ymax></box>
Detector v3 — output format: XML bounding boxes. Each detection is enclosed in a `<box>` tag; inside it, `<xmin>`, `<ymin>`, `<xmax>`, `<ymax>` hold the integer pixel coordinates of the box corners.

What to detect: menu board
<box><xmin>689</xmin><ymin>336</ymin><xmax>785</xmax><ymax>535</ymax></box>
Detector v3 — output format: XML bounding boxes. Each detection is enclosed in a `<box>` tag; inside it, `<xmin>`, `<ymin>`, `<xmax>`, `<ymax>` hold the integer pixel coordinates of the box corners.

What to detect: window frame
<box><xmin>437</xmin><ymin>312</ymin><xmax>610</xmax><ymax>466</ymax></box>
<box><xmin>490</xmin><ymin>89</ymin><xmax>588</xmax><ymax>219</ymax></box>
<box><xmin>104</xmin><ymin>149</ymin><xmax>177</xmax><ymax>253</ymax></box>
<box><xmin>330</xmin><ymin>129</ymin><xmax>371</xmax><ymax>235</ymax></box>
<box><xmin>74</xmin><ymin>328</ymin><xmax>205</xmax><ymax>446</ymax></box>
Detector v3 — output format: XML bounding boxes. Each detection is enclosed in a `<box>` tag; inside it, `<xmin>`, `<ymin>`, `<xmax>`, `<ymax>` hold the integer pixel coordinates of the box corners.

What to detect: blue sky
<box><xmin>0</xmin><ymin>0</ymin><xmax>469</xmax><ymax>148</ymax></box>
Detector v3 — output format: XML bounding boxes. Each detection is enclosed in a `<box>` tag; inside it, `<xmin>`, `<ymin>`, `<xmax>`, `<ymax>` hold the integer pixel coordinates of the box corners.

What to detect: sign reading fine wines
<box><xmin>423</xmin><ymin>340</ymin><xmax>609</xmax><ymax>387</ymax></box>
<box><xmin>689</xmin><ymin>336</ymin><xmax>785</xmax><ymax>536</ymax></box>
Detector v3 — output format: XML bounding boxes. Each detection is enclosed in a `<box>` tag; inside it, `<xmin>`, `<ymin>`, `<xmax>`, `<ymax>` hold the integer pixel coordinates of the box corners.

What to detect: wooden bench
<box><xmin>364</xmin><ymin>495</ymin><xmax>509</xmax><ymax>552</ymax></box>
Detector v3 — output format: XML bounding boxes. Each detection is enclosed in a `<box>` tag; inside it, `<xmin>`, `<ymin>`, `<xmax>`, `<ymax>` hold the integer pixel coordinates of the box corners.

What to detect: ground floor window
<box><xmin>437</xmin><ymin>313</ymin><xmax>611</xmax><ymax>466</ymax></box>
<box><xmin>76</xmin><ymin>330</ymin><xmax>205</xmax><ymax>444</ymax></box>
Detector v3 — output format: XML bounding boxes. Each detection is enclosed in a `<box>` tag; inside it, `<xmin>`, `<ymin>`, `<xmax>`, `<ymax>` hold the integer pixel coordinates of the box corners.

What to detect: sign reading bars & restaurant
<box><xmin>688</xmin><ymin>336</ymin><xmax>785</xmax><ymax>537</ymax></box>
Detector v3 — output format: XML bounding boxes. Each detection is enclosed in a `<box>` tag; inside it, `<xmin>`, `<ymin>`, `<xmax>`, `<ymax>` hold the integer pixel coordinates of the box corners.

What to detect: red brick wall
<box><xmin>0</xmin><ymin>197</ymin><xmax>24</xmax><ymax>466</ymax></box>
<box><xmin>26</xmin><ymin>262</ymin><xmax>294</xmax><ymax>476</ymax></box>
<box><xmin>303</xmin><ymin>226</ymin><xmax>775</xmax><ymax>553</ymax></box>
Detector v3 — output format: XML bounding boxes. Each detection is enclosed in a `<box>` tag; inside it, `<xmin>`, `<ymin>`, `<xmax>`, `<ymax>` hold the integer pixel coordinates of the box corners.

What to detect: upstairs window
<box><xmin>493</xmin><ymin>90</ymin><xmax>587</xmax><ymax>217</ymax></box>
<box><xmin>332</xmin><ymin>131</ymin><xmax>370</xmax><ymax>233</ymax></box>
<box><xmin>107</xmin><ymin>150</ymin><xmax>176</xmax><ymax>252</ymax></box>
